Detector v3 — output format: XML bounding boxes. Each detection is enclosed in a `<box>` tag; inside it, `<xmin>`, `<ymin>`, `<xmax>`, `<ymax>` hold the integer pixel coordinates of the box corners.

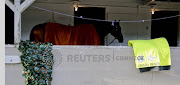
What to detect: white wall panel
<box><xmin>5</xmin><ymin>46</ymin><xmax>180</xmax><ymax>85</ymax></box>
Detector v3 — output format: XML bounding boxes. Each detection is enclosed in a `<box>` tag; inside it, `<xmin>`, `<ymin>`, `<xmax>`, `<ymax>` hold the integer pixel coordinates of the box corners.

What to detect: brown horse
<box><xmin>30</xmin><ymin>21</ymin><xmax>123</xmax><ymax>45</ymax></box>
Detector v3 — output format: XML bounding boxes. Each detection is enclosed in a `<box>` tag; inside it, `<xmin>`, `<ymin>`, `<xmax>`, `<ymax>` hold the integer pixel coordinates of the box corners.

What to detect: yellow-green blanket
<box><xmin>128</xmin><ymin>37</ymin><xmax>171</xmax><ymax>68</ymax></box>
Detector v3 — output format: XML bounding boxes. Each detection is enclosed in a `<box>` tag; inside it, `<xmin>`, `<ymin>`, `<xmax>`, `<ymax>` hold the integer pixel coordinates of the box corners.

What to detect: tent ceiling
<box><xmin>34</xmin><ymin>0</ymin><xmax>140</xmax><ymax>7</ymax></box>
<box><xmin>9</xmin><ymin>0</ymin><xmax>180</xmax><ymax>6</ymax></box>
<box><xmin>33</xmin><ymin>0</ymin><xmax>180</xmax><ymax>7</ymax></box>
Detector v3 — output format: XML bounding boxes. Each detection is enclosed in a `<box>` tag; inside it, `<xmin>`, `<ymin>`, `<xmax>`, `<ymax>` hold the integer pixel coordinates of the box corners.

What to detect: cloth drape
<box><xmin>44</xmin><ymin>22</ymin><xmax>101</xmax><ymax>45</ymax></box>
<box><xmin>128</xmin><ymin>37</ymin><xmax>171</xmax><ymax>68</ymax></box>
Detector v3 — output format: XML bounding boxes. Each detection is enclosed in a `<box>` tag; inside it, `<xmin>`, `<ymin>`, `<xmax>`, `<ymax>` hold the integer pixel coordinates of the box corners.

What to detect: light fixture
<box><xmin>151</xmin><ymin>8</ymin><xmax>155</xmax><ymax>14</ymax></box>
<box><xmin>73</xmin><ymin>0</ymin><xmax>79</xmax><ymax>11</ymax></box>
<box><xmin>74</xmin><ymin>5</ymin><xmax>78</xmax><ymax>11</ymax></box>
<box><xmin>151</xmin><ymin>6</ymin><xmax>155</xmax><ymax>14</ymax></box>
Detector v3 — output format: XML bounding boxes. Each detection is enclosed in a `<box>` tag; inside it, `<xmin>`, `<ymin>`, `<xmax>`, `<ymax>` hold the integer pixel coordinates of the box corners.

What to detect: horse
<box><xmin>30</xmin><ymin>21</ymin><xmax>123</xmax><ymax>45</ymax></box>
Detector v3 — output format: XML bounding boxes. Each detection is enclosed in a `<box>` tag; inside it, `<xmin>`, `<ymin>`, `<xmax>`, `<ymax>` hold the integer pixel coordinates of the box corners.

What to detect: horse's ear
<box><xmin>115</xmin><ymin>20</ymin><xmax>121</xmax><ymax>29</ymax></box>
<box><xmin>111</xmin><ymin>21</ymin><xmax>115</xmax><ymax>26</ymax></box>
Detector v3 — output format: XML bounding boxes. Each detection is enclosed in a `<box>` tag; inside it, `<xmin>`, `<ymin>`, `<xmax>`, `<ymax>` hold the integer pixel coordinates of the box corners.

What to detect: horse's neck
<box><xmin>95</xmin><ymin>24</ymin><xmax>110</xmax><ymax>36</ymax></box>
<box><xmin>94</xmin><ymin>23</ymin><xmax>111</xmax><ymax>45</ymax></box>
<box><xmin>103</xmin><ymin>28</ymin><xmax>111</xmax><ymax>38</ymax></box>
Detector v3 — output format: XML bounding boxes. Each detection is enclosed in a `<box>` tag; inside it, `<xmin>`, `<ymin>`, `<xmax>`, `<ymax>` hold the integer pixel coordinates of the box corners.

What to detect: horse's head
<box><xmin>94</xmin><ymin>21</ymin><xmax>124</xmax><ymax>44</ymax></box>
<box><xmin>109</xmin><ymin>21</ymin><xmax>123</xmax><ymax>43</ymax></box>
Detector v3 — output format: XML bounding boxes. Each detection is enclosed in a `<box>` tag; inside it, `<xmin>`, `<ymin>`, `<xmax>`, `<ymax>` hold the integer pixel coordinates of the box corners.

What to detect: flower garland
<box><xmin>18</xmin><ymin>40</ymin><xmax>53</xmax><ymax>85</ymax></box>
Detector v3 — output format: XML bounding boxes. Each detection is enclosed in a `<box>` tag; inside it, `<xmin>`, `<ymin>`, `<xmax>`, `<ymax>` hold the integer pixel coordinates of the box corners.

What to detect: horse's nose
<box><xmin>118</xmin><ymin>37</ymin><xmax>123</xmax><ymax>43</ymax></box>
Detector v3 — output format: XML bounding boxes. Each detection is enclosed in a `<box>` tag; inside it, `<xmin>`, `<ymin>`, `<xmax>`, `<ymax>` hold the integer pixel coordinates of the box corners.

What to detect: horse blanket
<box><xmin>32</xmin><ymin>22</ymin><xmax>101</xmax><ymax>45</ymax></box>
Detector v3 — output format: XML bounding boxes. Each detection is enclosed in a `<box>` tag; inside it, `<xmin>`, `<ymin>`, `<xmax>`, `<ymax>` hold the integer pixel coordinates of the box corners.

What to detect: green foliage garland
<box><xmin>18</xmin><ymin>40</ymin><xmax>53</xmax><ymax>85</ymax></box>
